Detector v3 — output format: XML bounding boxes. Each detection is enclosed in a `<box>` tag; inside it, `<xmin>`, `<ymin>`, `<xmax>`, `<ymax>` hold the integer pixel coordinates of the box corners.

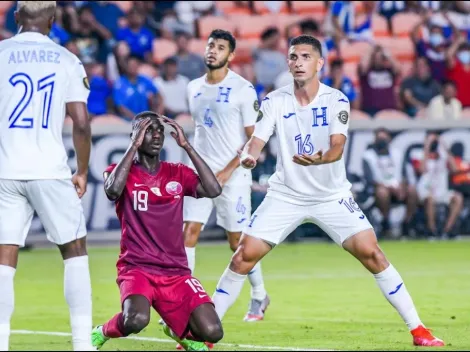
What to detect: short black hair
<box><xmin>134</xmin><ymin>111</ymin><xmax>158</xmax><ymax>121</ymax></box>
<box><xmin>299</xmin><ymin>19</ymin><xmax>319</xmax><ymax>34</ymax></box>
<box><xmin>442</xmin><ymin>79</ymin><xmax>456</xmax><ymax>88</ymax></box>
<box><xmin>261</xmin><ymin>27</ymin><xmax>279</xmax><ymax>41</ymax></box>
<box><xmin>163</xmin><ymin>57</ymin><xmax>178</xmax><ymax>66</ymax></box>
<box><xmin>128</xmin><ymin>54</ymin><xmax>143</xmax><ymax>63</ymax></box>
<box><xmin>375</xmin><ymin>127</ymin><xmax>391</xmax><ymax>137</ymax></box>
<box><xmin>331</xmin><ymin>58</ymin><xmax>344</xmax><ymax>69</ymax></box>
<box><xmin>208</xmin><ymin>29</ymin><xmax>236</xmax><ymax>52</ymax></box>
<box><xmin>289</xmin><ymin>35</ymin><xmax>322</xmax><ymax>57</ymax></box>
<box><xmin>175</xmin><ymin>30</ymin><xmax>192</xmax><ymax>39</ymax></box>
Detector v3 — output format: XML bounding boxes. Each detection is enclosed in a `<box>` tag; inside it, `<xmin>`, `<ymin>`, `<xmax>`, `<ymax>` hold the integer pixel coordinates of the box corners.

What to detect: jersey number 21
<box><xmin>8</xmin><ymin>72</ymin><xmax>56</xmax><ymax>129</ymax></box>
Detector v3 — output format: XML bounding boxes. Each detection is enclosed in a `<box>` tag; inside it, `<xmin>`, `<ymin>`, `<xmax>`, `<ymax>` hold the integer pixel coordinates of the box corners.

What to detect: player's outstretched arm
<box><xmin>161</xmin><ymin>116</ymin><xmax>222</xmax><ymax>198</ymax></box>
<box><xmin>67</xmin><ymin>102</ymin><xmax>92</xmax><ymax>198</ymax></box>
<box><xmin>103</xmin><ymin>118</ymin><xmax>153</xmax><ymax>200</ymax></box>
<box><xmin>239</xmin><ymin>136</ymin><xmax>266</xmax><ymax>170</ymax></box>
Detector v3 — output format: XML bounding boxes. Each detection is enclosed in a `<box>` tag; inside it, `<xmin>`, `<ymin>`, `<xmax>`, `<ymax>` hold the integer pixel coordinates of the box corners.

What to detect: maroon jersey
<box><xmin>105</xmin><ymin>161</ymin><xmax>200</xmax><ymax>277</ymax></box>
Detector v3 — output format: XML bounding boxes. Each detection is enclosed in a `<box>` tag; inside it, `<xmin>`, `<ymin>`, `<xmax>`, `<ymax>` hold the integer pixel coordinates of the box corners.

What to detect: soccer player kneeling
<box><xmin>91</xmin><ymin>112</ymin><xmax>223</xmax><ymax>351</ymax></box>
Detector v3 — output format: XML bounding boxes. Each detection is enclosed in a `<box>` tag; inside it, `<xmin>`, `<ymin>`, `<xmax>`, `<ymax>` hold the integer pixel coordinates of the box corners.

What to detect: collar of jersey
<box><xmin>203</xmin><ymin>69</ymin><xmax>233</xmax><ymax>86</ymax></box>
<box><xmin>14</xmin><ymin>31</ymin><xmax>51</xmax><ymax>42</ymax></box>
<box><xmin>290</xmin><ymin>81</ymin><xmax>328</xmax><ymax>109</ymax></box>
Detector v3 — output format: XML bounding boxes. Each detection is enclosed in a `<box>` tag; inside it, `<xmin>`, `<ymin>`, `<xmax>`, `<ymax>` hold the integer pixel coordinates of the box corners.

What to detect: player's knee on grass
<box><xmin>122</xmin><ymin>311</ymin><xmax>150</xmax><ymax>335</ymax></box>
<box><xmin>184</xmin><ymin>222</ymin><xmax>203</xmax><ymax>247</ymax></box>
<box><xmin>343</xmin><ymin>229</ymin><xmax>389</xmax><ymax>274</ymax></box>
<box><xmin>58</xmin><ymin>237</ymin><xmax>87</xmax><ymax>260</ymax></box>
<box><xmin>122</xmin><ymin>295</ymin><xmax>151</xmax><ymax>335</ymax></box>
<box><xmin>189</xmin><ymin>304</ymin><xmax>224</xmax><ymax>343</ymax></box>
<box><xmin>200</xmin><ymin>321</ymin><xmax>224</xmax><ymax>343</ymax></box>
<box><xmin>227</xmin><ymin>231</ymin><xmax>241</xmax><ymax>252</ymax></box>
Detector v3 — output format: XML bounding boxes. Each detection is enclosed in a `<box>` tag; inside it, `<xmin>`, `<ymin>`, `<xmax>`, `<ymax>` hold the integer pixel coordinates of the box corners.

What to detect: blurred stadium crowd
<box><xmin>2</xmin><ymin>1</ymin><xmax>470</xmax><ymax>242</ymax></box>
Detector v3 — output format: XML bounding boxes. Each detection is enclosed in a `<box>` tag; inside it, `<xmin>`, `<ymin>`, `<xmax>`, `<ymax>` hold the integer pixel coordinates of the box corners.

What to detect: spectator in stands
<box><xmin>113</xmin><ymin>56</ymin><xmax>162</xmax><ymax>121</ymax></box>
<box><xmin>171</xmin><ymin>31</ymin><xmax>206</xmax><ymax>81</ymax></box>
<box><xmin>427</xmin><ymin>79</ymin><xmax>462</xmax><ymax>120</ymax></box>
<box><xmin>358</xmin><ymin>45</ymin><xmax>400</xmax><ymax>116</ymax></box>
<box><xmin>362</xmin><ymin>128</ymin><xmax>418</xmax><ymax>237</ymax></box>
<box><xmin>322</xmin><ymin>59</ymin><xmax>359</xmax><ymax>109</ymax></box>
<box><xmin>153</xmin><ymin>57</ymin><xmax>190</xmax><ymax>119</ymax></box>
<box><xmin>400</xmin><ymin>57</ymin><xmax>441</xmax><ymax>117</ymax></box>
<box><xmin>89</xmin><ymin>0</ymin><xmax>125</xmax><ymax>37</ymax></box>
<box><xmin>86</xmin><ymin>63</ymin><xmax>112</xmax><ymax>117</ymax></box>
<box><xmin>410</xmin><ymin>12</ymin><xmax>456</xmax><ymax>82</ymax></box>
<box><xmin>116</xmin><ymin>8</ymin><xmax>155</xmax><ymax>64</ymax></box>
<box><xmin>416</xmin><ymin>133</ymin><xmax>463</xmax><ymax>239</ymax></box>
<box><xmin>378</xmin><ymin>0</ymin><xmax>406</xmax><ymax>34</ymax></box>
<box><xmin>446</xmin><ymin>35</ymin><xmax>470</xmax><ymax>107</ymax></box>
<box><xmin>107</xmin><ymin>41</ymin><xmax>131</xmax><ymax>83</ymax></box>
<box><xmin>326</xmin><ymin>0</ymin><xmax>374</xmax><ymax>49</ymax></box>
<box><xmin>253</xmin><ymin>27</ymin><xmax>288</xmax><ymax>90</ymax></box>
<box><xmin>70</xmin><ymin>6</ymin><xmax>113</xmax><ymax>64</ymax></box>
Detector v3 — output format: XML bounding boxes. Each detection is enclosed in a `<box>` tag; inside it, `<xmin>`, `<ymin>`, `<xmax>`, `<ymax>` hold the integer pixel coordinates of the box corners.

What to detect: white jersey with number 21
<box><xmin>0</xmin><ymin>32</ymin><xmax>90</xmax><ymax>180</ymax></box>
<box><xmin>253</xmin><ymin>82</ymin><xmax>352</xmax><ymax>204</ymax></box>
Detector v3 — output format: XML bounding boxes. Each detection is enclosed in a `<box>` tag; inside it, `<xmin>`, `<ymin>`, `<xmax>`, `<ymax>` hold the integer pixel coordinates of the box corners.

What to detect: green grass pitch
<box><xmin>9</xmin><ymin>240</ymin><xmax>470</xmax><ymax>351</ymax></box>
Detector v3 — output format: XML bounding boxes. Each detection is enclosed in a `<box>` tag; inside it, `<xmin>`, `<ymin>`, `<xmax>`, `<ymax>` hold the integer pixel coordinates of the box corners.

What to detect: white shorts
<box><xmin>183</xmin><ymin>184</ymin><xmax>251</xmax><ymax>232</ymax></box>
<box><xmin>0</xmin><ymin>179</ymin><xmax>87</xmax><ymax>247</ymax></box>
<box><xmin>245</xmin><ymin>194</ymin><xmax>373</xmax><ymax>246</ymax></box>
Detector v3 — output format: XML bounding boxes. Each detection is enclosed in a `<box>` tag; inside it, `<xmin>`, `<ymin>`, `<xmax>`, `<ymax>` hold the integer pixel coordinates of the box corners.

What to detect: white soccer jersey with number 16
<box><xmin>0</xmin><ymin>32</ymin><xmax>90</xmax><ymax>180</ymax></box>
<box><xmin>253</xmin><ymin>82</ymin><xmax>352</xmax><ymax>204</ymax></box>
<box><xmin>187</xmin><ymin>69</ymin><xmax>259</xmax><ymax>186</ymax></box>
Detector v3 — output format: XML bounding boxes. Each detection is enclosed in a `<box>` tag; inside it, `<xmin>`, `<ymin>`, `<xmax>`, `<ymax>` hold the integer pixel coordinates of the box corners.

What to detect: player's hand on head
<box><xmin>160</xmin><ymin>115</ymin><xmax>190</xmax><ymax>149</ymax></box>
<box><xmin>72</xmin><ymin>171</ymin><xmax>88</xmax><ymax>198</ymax></box>
<box><xmin>131</xmin><ymin>117</ymin><xmax>152</xmax><ymax>148</ymax></box>
<box><xmin>292</xmin><ymin>150</ymin><xmax>323</xmax><ymax>166</ymax></box>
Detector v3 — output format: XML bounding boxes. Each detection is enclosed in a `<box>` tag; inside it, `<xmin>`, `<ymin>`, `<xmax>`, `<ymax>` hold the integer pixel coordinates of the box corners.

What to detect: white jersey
<box><xmin>253</xmin><ymin>82</ymin><xmax>352</xmax><ymax>204</ymax></box>
<box><xmin>0</xmin><ymin>32</ymin><xmax>90</xmax><ymax>180</ymax></box>
<box><xmin>187</xmin><ymin>69</ymin><xmax>259</xmax><ymax>186</ymax></box>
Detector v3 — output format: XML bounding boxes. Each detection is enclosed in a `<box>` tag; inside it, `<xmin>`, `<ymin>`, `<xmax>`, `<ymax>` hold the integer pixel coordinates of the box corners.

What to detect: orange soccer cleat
<box><xmin>411</xmin><ymin>325</ymin><xmax>445</xmax><ymax>347</ymax></box>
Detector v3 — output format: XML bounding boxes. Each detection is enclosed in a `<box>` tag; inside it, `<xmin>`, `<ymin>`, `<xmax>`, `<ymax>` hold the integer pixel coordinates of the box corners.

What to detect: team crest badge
<box><xmin>338</xmin><ymin>110</ymin><xmax>348</xmax><ymax>125</ymax></box>
<box><xmin>150</xmin><ymin>187</ymin><xmax>162</xmax><ymax>196</ymax></box>
<box><xmin>253</xmin><ymin>100</ymin><xmax>260</xmax><ymax>112</ymax></box>
<box><xmin>83</xmin><ymin>77</ymin><xmax>90</xmax><ymax>90</ymax></box>
<box><xmin>165</xmin><ymin>181</ymin><xmax>183</xmax><ymax>196</ymax></box>
<box><xmin>256</xmin><ymin>110</ymin><xmax>263</xmax><ymax>122</ymax></box>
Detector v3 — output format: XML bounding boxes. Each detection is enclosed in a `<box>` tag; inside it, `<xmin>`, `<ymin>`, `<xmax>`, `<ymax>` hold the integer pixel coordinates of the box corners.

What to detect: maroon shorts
<box><xmin>117</xmin><ymin>269</ymin><xmax>213</xmax><ymax>339</ymax></box>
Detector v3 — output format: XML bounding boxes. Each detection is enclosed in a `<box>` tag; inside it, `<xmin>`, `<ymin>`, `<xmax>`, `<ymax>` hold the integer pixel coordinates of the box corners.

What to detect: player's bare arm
<box><xmin>161</xmin><ymin>116</ymin><xmax>222</xmax><ymax>198</ymax></box>
<box><xmin>103</xmin><ymin>117</ymin><xmax>153</xmax><ymax>200</ymax></box>
<box><xmin>216</xmin><ymin>125</ymin><xmax>255</xmax><ymax>187</ymax></box>
<box><xmin>67</xmin><ymin>101</ymin><xmax>92</xmax><ymax>198</ymax></box>
<box><xmin>239</xmin><ymin>135</ymin><xmax>267</xmax><ymax>170</ymax></box>
<box><xmin>293</xmin><ymin>134</ymin><xmax>346</xmax><ymax>166</ymax></box>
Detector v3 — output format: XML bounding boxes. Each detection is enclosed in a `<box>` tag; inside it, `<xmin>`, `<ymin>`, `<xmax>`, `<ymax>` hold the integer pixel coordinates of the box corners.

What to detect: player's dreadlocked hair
<box><xmin>208</xmin><ymin>29</ymin><xmax>237</xmax><ymax>52</ymax></box>
<box><xmin>290</xmin><ymin>35</ymin><xmax>323</xmax><ymax>57</ymax></box>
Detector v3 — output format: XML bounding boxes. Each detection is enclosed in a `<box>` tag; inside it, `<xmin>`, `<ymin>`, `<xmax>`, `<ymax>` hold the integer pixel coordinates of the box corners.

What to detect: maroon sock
<box><xmin>103</xmin><ymin>313</ymin><xmax>126</xmax><ymax>338</ymax></box>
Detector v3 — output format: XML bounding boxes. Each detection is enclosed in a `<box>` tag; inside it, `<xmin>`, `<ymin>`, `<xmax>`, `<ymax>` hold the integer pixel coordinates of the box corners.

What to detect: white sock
<box><xmin>374</xmin><ymin>264</ymin><xmax>423</xmax><ymax>331</ymax></box>
<box><xmin>248</xmin><ymin>262</ymin><xmax>267</xmax><ymax>301</ymax></box>
<box><xmin>64</xmin><ymin>256</ymin><xmax>93</xmax><ymax>351</ymax></box>
<box><xmin>185</xmin><ymin>247</ymin><xmax>196</xmax><ymax>274</ymax></box>
<box><xmin>0</xmin><ymin>265</ymin><xmax>15</xmax><ymax>352</ymax></box>
<box><xmin>212</xmin><ymin>268</ymin><xmax>247</xmax><ymax>320</ymax></box>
